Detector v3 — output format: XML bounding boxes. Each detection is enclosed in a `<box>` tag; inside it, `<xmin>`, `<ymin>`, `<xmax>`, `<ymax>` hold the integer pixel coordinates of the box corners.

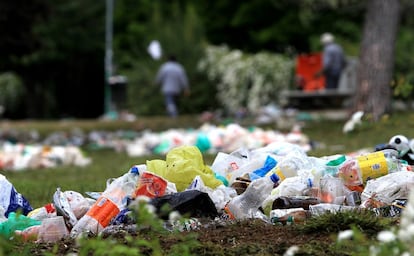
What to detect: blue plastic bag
<box><xmin>250</xmin><ymin>155</ymin><xmax>278</xmax><ymax>180</ymax></box>
<box><xmin>0</xmin><ymin>174</ymin><xmax>33</xmax><ymax>217</ymax></box>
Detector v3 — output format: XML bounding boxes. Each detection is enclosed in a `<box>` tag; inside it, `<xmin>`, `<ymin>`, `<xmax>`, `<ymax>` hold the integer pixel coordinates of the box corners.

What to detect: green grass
<box><xmin>303</xmin><ymin>111</ymin><xmax>414</xmax><ymax>156</ymax></box>
<box><xmin>2</xmin><ymin>110</ymin><xmax>414</xmax><ymax>208</ymax></box>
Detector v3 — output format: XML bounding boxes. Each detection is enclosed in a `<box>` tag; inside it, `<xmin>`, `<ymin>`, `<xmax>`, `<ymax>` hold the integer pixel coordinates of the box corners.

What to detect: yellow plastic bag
<box><xmin>147</xmin><ymin>146</ymin><xmax>222</xmax><ymax>191</ymax></box>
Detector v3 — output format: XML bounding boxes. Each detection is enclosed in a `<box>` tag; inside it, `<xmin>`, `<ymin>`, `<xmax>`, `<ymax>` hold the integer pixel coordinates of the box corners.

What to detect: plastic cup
<box><xmin>38</xmin><ymin>216</ymin><xmax>69</xmax><ymax>242</ymax></box>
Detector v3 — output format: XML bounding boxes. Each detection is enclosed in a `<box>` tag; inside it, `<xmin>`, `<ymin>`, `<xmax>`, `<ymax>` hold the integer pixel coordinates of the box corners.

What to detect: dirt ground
<box><xmin>28</xmin><ymin>219</ymin><xmax>335</xmax><ymax>256</ymax></box>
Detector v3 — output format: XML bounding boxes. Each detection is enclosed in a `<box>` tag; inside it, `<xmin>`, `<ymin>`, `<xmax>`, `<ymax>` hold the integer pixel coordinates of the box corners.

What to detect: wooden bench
<box><xmin>280</xmin><ymin>57</ymin><xmax>357</xmax><ymax>109</ymax></box>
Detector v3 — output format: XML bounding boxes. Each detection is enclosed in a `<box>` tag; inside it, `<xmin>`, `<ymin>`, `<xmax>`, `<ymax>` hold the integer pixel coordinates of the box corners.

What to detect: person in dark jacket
<box><xmin>316</xmin><ymin>33</ymin><xmax>347</xmax><ymax>89</ymax></box>
<box><xmin>155</xmin><ymin>55</ymin><xmax>190</xmax><ymax>117</ymax></box>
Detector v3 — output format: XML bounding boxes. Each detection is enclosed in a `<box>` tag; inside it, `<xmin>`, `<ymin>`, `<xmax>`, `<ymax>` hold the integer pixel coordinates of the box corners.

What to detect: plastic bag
<box><xmin>361</xmin><ymin>171</ymin><xmax>414</xmax><ymax>207</ymax></box>
<box><xmin>147</xmin><ymin>146</ymin><xmax>222</xmax><ymax>191</ymax></box>
<box><xmin>0</xmin><ymin>212</ymin><xmax>40</xmax><ymax>239</ymax></box>
<box><xmin>186</xmin><ymin>176</ymin><xmax>237</xmax><ymax>212</ymax></box>
<box><xmin>150</xmin><ymin>190</ymin><xmax>218</xmax><ymax>220</ymax></box>
<box><xmin>0</xmin><ymin>206</ymin><xmax>6</xmax><ymax>223</ymax></box>
<box><xmin>210</xmin><ymin>151</ymin><xmax>248</xmax><ymax>185</ymax></box>
<box><xmin>250</xmin><ymin>155</ymin><xmax>277</xmax><ymax>180</ymax></box>
<box><xmin>63</xmin><ymin>190</ymin><xmax>92</xmax><ymax>219</ymax></box>
<box><xmin>0</xmin><ymin>174</ymin><xmax>33</xmax><ymax>217</ymax></box>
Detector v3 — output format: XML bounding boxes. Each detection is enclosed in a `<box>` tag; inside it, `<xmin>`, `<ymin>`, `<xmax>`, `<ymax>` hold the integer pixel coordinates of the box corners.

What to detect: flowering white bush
<box><xmin>398</xmin><ymin>189</ymin><xmax>414</xmax><ymax>254</ymax></box>
<box><xmin>198</xmin><ymin>45</ymin><xmax>293</xmax><ymax>115</ymax></box>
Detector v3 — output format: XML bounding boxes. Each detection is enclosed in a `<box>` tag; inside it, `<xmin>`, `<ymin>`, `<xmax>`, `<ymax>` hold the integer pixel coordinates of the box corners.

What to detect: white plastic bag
<box><xmin>361</xmin><ymin>171</ymin><xmax>414</xmax><ymax>206</ymax></box>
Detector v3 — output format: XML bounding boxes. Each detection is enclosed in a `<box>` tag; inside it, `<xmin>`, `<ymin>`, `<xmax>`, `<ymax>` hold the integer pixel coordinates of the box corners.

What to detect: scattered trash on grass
<box><xmin>1</xmin><ymin>134</ymin><xmax>414</xmax><ymax>244</ymax></box>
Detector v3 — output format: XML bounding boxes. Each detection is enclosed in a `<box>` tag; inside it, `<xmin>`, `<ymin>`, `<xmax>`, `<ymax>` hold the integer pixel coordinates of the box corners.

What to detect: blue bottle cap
<box><xmin>270</xmin><ymin>173</ymin><xmax>280</xmax><ymax>183</ymax></box>
<box><xmin>130</xmin><ymin>166</ymin><xmax>139</xmax><ymax>174</ymax></box>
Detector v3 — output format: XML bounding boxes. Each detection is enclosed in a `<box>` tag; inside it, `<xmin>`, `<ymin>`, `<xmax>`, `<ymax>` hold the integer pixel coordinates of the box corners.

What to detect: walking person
<box><xmin>155</xmin><ymin>55</ymin><xmax>190</xmax><ymax>117</ymax></box>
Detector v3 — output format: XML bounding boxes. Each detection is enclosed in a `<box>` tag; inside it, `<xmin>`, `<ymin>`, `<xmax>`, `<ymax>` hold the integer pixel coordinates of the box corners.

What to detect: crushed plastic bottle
<box><xmin>70</xmin><ymin>170</ymin><xmax>138</xmax><ymax>238</ymax></box>
<box><xmin>225</xmin><ymin>174</ymin><xmax>279</xmax><ymax>220</ymax></box>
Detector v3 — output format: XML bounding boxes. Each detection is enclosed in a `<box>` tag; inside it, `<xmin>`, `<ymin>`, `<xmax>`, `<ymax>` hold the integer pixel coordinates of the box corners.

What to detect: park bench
<box><xmin>280</xmin><ymin>53</ymin><xmax>357</xmax><ymax>109</ymax></box>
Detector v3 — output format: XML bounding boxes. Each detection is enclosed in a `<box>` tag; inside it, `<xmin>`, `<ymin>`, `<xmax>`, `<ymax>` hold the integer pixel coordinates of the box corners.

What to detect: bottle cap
<box><xmin>326</xmin><ymin>155</ymin><xmax>346</xmax><ymax>166</ymax></box>
<box><xmin>270</xmin><ymin>173</ymin><xmax>280</xmax><ymax>183</ymax></box>
<box><xmin>129</xmin><ymin>164</ymin><xmax>146</xmax><ymax>174</ymax></box>
<box><xmin>130</xmin><ymin>166</ymin><xmax>139</xmax><ymax>174</ymax></box>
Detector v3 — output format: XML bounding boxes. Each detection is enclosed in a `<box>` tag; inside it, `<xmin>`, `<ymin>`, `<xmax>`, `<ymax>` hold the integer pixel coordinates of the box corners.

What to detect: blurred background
<box><xmin>0</xmin><ymin>0</ymin><xmax>413</xmax><ymax>120</ymax></box>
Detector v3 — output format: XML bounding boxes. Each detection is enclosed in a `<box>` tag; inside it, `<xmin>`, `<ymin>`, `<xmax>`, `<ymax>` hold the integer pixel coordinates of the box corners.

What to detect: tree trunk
<box><xmin>354</xmin><ymin>0</ymin><xmax>401</xmax><ymax>121</ymax></box>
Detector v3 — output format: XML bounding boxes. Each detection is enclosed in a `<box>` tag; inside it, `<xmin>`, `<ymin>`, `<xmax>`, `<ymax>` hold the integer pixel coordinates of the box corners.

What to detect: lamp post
<box><xmin>104</xmin><ymin>0</ymin><xmax>113</xmax><ymax>115</ymax></box>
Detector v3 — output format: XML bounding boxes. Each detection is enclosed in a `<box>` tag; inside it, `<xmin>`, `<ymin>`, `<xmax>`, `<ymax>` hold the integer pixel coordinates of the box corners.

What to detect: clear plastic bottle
<box><xmin>225</xmin><ymin>173</ymin><xmax>279</xmax><ymax>220</ymax></box>
<box><xmin>274</xmin><ymin>154</ymin><xmax>310</xmax><ymax>181</ymax></box>
<box><xmin>70</xmin><ymin>171</ymin><xmax>137</xmax><ymax>238</ymax></box>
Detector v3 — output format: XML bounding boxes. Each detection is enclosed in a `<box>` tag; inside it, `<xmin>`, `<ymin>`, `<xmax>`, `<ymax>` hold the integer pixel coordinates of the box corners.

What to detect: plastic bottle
<box><xmin>27</xmin><ymin>203</ymin><xmax>56</xmax><ymax>221</ymax></box>
<box><xmin>274</xmin><ymin>154</ymin><xmax>310</xmax><ymax>181</ymax></box>
<box><xmin>338</xmin><ymin>149</ymin><xmax>403</xmax><ymax>187</ymax></box>
<box><xmin>70</xmin><ymin>171</ymin><xmax>138</xmax><ymax>238</ymax></box>
<box><xmin>271</xmin><ymin>196</ymin><xmax>320</xmax><ymax>210</ymax></box>
<box><xmin>225</xmin><ymin>173</ymin><xmax>280</xmax><ymax>220</ymax></box>
<box><xmin>324</xmin><ymin>155</ymin><xmax>347</xmax><ymax>176</ymax></box>
<box><xmin>270</xmin><ymin>209</ymin><xmax>309</xmax><ymax>225</ymax></box>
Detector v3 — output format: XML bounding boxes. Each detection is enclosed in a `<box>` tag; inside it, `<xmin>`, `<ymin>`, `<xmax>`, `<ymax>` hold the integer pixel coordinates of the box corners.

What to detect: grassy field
<box><xmin>2</xmin><ymin>110</ymin><xmax>414</xmax><ymax>209</ymax></box>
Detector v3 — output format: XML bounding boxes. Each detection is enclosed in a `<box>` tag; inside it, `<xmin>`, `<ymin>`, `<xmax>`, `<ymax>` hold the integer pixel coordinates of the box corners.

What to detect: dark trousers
<box><xmin>325</xmin><ymin>72</ymin><xmax>340</xmax><ymax>89</ymax></box>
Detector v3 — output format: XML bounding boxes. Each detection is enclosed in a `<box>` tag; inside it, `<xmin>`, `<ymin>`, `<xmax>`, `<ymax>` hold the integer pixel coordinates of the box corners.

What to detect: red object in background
<box><xmin>295</xmin><ymin>53</ymin><xmax>325</xmax><ymax>91</ymax></box>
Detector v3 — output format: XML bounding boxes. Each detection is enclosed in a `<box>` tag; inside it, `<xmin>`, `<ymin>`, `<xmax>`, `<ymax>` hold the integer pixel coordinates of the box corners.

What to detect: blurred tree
<box><xmin>114</xmin><ymin>0</ymin><xmax>212</xmax><ymax>116</ymax></box>
<box><xmin>0</xmin><ymin>1</ymin><xmax>105</xmax><ymax>118</ymax></box>
<box><xmin>27</xmin><ymin>0</ymin><xmax>105</xmax><ymax>118</ymax></box>
<box><xmin>0</xmin><ymin>0</ymin><xmax>48</xmax><ymax>118</ymax></box>
<box><xmin>354</xmin><ymin>0</ymin><xmax>401</xmax><ymax>121</ymax></box>
<box><xmin>195</xmin><ymin>0</ymin><xmax>364</xmax><ymax>54</ymax></box>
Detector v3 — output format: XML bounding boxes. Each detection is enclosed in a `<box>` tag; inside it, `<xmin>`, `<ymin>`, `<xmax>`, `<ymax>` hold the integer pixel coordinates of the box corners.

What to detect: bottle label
<box><xmin>134</xmin><ymin>172</ymin><xmax>167</xmax><ymax>198</ymax></box>
<box><xmin>87</xmin><ymin>197</ymin><xmax>120</xmax><ymax>228</ymax></box>
<box><xmin>225</xmin><ymin>162</ymin><xmax>239</xmax><ymax>181</ymax></box>
<box><xmin>223</xmin><ymin>204</ymin><xmax>235</xmax><ymax>220</ymax></box>
<box><xmin>356</xmin><ymin>151</ymin><xmax>388</xmax><ymax>183</ymax></box>
<box><xmin>275</xmin><ymin>167</ymin><xmax>286</xmax><ymax>181</ymax></box>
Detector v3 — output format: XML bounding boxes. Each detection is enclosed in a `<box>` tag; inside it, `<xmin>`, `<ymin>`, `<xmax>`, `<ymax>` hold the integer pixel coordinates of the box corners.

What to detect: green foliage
<box><xmin>392</xmin><ymin>76</ymin><xmax>414</xmax><ymax>99</ymax></box>
<box><xmin>0</xmin><ymin>72</ymin><xmax>25</xmax><ymax>113</ymax></box>
<box><xmin>76</xmin><ymin>201</ymin><xmax>200</xmax><ymax>256</ymax></box>
<box><xmin>78</xmin><ymin>236</ymin><xmax>141</xmax><ymax>256</ymax></box>
<box><xmin>335</xmin><ymin>226</ymin><xmax>408</xmax><ymax>256</ymax></box>
<box><xmin>393</xmin><ymin>27</ymin><xmax>414</xmax><ymax>99</ymax></box>
<box><xmin>114</xmin><ymin>1</ymin><xmax>210</xmax><ymax>116</ymax></box>
<box><xmin>198</xmin><ymin>45</ymin><xmax>293</xmax><ymax>115</ymax></box>
<box><xmin>297</xmin><ymin>210</ymin><xmax>392</xmax><ymax>237</ymax></box>
<box><xmin>0</xmin><ymin>235</ymin><xmax>33</xmax><ymax>256</ymax></box>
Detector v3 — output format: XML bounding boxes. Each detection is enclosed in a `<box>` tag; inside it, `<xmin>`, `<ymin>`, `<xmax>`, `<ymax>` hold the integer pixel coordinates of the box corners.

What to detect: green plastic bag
<box><xmin>147</xmin><ymin>146</ymin><xmax>222</xmax><ymax>191</ymax></box>
<box><xmin>0</xmin><ymin>212</ymin><xmax>41</xmax><ymax>239</ymax></box>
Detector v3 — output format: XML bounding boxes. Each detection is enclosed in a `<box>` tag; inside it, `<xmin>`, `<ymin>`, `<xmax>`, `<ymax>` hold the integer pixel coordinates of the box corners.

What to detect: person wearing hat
<box><xmin>315</xmin><ymin>33</ymin><xmax>347</xmax><ymax>89</ymax></box>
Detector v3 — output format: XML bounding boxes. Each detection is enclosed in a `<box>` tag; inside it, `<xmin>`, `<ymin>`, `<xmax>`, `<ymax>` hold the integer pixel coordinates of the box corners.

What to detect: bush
<box><xmin>197</xmin><ymin>45</ymin><xmax>293</xmax><ymax>115</ymax></box>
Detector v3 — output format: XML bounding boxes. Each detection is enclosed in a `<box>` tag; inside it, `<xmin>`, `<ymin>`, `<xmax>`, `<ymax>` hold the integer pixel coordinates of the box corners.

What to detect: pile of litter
<box><xmin>0</xmin><ymin>143</ymin><xmax>91</xmax><ymax>171</ymax></box>
<box><xmin>123</xmin><ymin>123</ymin><xmax>310</xmax><ymax>156</ymax></box>
<box><xmin>0</xmin><ymin>123</ymin><xmax>310</xmax><ymax>171</ymax></box>
<box><xmin>1</xmin><ymin>134</ymin><xmax>414</xmax><ymax>243</ymax></box>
